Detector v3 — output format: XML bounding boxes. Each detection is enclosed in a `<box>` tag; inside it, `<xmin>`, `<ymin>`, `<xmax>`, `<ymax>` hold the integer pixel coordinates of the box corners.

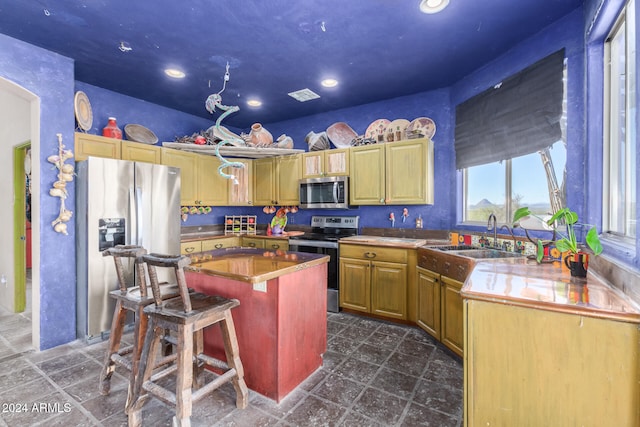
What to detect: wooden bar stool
<box><xmin>99</xmin><ymin>245</ymin><xmax>180</xmax><ymax>410</ymax></box>
<box><xmin>127</xmin><ymin>253</ymin><xmax>248</xmax><ymax>427</ymax></box>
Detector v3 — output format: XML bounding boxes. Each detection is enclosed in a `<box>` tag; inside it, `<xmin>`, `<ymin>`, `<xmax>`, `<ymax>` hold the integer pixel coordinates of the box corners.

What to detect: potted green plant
<box><xmin>512</xmin><ymin>207</ymin><xmax>603</xmax><ymax>277</ymax></box>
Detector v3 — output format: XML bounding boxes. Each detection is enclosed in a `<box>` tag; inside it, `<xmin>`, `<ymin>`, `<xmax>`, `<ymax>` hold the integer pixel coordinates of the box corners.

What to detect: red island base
<box><xmin>185</xmin><ymin>263</ymin><xmax>328</xmax><ymax>402</ymax></box>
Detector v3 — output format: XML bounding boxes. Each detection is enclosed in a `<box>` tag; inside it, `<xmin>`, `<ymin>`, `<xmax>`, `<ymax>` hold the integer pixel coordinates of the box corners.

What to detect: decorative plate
<box><xmin>326</xmin><ymin>122</ymin><xmax>358</xmax><ymax>148</ymax></box>
<box><xmin>74</xmin><ymin>91</ymin><xmax>93</xmax><ymax>131</ymax></box>
<box><xmin>406</xmin><ymin>117</ymin><xmax>436</xmax><ymax>139</ymax></box>
<box><xmin>385</xmin><ymin>119</ymin><xmax>411</xmax><ymax>142</ymax></box>
<box><xmin>124</xmin><ymin>124</ymin><xmax>158</xmax><ymax>144</ymax></box>
<box><xmin>365</xmin><ymin>119</ymin><xmax>391</xmax><ymax>143</ymax></box>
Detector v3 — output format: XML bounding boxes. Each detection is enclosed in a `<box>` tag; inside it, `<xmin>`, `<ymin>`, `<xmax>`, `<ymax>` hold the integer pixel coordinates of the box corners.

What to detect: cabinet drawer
<box><xmin>181</xmin><ymin>241</ymin><xmax>202</xmax><ymax>255</ymax></box>
<box><xmin>242</xmin><ymin>237</ymin><xmax>265</xmax><ymax>249</ymax></box>
<box><xmin>202</xmin><ymin>237</ymin><xmax>239</xmax><ymax>251</ymax></box>
<box><xmin>340</xmin><ymin>244</ymin><xmax>407</xmax><ymax>263</ymax></box>
<box><xmin>266</xmin><ymin>239</ymin><xmax>289</xmax><ymax>251</ymax></box>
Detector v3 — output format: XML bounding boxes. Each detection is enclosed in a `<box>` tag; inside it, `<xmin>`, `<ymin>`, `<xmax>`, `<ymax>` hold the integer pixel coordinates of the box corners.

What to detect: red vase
<box><xmin>102</xmin><ymin>117</ymin><xmax>122</xmax><ymax>139</ymax></box>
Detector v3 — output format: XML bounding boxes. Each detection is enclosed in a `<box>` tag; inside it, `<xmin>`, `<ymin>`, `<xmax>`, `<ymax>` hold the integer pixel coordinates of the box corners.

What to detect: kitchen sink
<box><xmin>449</xmin><ymin>248</ymin><xmax>525</xmax><ymax>259</ymax></box>
<box><xmin>429</xmin><ymin>244</ymin><xmax>482</xmax><ymax>251</ymax></box>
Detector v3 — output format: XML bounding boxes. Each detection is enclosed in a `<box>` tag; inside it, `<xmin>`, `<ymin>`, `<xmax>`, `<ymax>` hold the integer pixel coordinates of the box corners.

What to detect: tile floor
<box><xmin>0</xmin><ymin>298</ymin><xmax>463</xmax><ymax>426</ymax></box>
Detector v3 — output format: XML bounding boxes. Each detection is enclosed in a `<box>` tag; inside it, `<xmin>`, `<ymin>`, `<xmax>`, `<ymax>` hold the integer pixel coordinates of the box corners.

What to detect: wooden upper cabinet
<box><xmin>197</xmin><ymin>155</ymin><xmax>228</xmax><ymax>206</ymax></box>
<box><xmin>75</xmin><ymin>133</ymin><xmax>121</xmax><ymax>161</ymax></box>
<box><xmin>349</xmin><ymin>144</ymin><xmax>386</xmax><ymax>205</ymax></box>
<box><xmin>386</xmin><ymin>138</ymin><xmax>434</xmax><ymax>204</ymax></box>
<box><xmin>121</xmin><ymin>141</ymin><xmax>161</xmax><ymax>164</ymax></box>
<box><xmin>302</xmin><ymin>149</ymin><xmax>349</xmax><ymax>178</ymax></box>
<box><xmin>349</xmin><ymin>138</ymin><xmax>433</xmax><ymax>205</ymax></box>
<box><xmin>253</xmin><ymin>157</ymin><xmax>277</xmax><ymax>206</ymax></box>
<box><xmin>276</xmin><ymin>155</ymin><xmax>301</xmax><ymax>205</ymax></box>
<box><xmin>253</xmin><ymin>155</ymin><xmax>301</xmax><ymax>206</ymax></box>
<box><xmin>227</xmin><ymin>158</ymin><xmax>253</xmax><ymax>206</ymax></box>
<box><xmin>161</xmin><ymin>148</ymin><xmax>198</xmax><ymax>205</ymax></box>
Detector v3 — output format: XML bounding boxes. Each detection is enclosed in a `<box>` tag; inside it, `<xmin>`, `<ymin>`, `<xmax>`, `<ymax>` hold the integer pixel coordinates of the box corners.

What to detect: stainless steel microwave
<box><xmin>299</xmin><ymin>176</ymin><xmax>350</xmax><ymax>209</ymax></box>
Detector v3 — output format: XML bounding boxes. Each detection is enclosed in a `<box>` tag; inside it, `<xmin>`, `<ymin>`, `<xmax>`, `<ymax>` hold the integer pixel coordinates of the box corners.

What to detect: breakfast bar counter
<box><xmin>185</xmin><ymin>247</ymin><xmax>330</xmax><ymax>402</ymax></box>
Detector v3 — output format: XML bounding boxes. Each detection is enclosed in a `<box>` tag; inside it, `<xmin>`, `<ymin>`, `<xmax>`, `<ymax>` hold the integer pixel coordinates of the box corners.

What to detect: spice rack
<box><xmin>224</xmin><ymin>215</ymin><xmax>257</xmax><ymax>235</ymax></box>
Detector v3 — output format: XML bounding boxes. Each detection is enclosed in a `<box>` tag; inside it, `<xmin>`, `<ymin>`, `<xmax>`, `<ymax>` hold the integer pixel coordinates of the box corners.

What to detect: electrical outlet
<box><xmin>253</xmin><ymin>281</ymin><xmax>267</xmax><ymax>293</ymax></box>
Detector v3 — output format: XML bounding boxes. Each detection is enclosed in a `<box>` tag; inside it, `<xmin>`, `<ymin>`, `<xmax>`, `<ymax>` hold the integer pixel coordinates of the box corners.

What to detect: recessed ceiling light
<box><xmin>288</xmin><ymin>88</ymin><xmax>321</xmax><ymax>102</ymax></box>
<box><xmin>321</xmin><ymin>78</ymin><xmax>339</xmax><ymax>88</ymax></box>
<box><xmin>247</xmin><ymin>99</ymin><xmax>262</xmax><ymax>107</ymax></box>
<box><xmin>419</xmin><ymin>0</ymin><xmax>450</xmax><ymax>14</ymax></box>
<box><xmin>164</xmin><ymin>68</ymin><xmax>185</xmax><ymax>79</ymax></box>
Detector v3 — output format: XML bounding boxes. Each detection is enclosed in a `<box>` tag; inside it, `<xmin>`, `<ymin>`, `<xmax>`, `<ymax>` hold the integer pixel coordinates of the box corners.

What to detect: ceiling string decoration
<box><xmin>205</xmin><ymin>62</ymin><xmax>245</xmax><ymax>184</ymax></box>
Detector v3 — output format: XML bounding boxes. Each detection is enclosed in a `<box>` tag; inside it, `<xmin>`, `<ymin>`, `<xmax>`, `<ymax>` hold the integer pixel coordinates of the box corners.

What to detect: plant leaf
<box><xmin>547</xmin><ymin>208</ymin><xmax>569</xmax><ymax>226</ymax></box>
<box><xmin>536</xmin><ymin>240</ymin><xmax>544</xmax><ymax>263</ymax></box>
<box><xmin>554</xmin><ymin>239</ymin><xmax>573</xmax><ymax>253</ymax></box>
<box><xmin>585</xmin><ymin>227</ymin><xmax>603</xmax><ymax>255</ymax></box>
<box><xmin>513</xmin><ymin>207</ymin><xmax>531</xmax><ymax>224</ymax></box>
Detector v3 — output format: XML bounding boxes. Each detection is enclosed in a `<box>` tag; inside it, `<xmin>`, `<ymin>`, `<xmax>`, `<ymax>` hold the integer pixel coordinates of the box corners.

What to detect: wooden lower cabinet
<box><xmin>241</xmin><ymin>237</ymin><xmax>289</xmax><ymax>251</ymax></box>
<box><xmin>464</xmin><ymin>300</ymin><xmax>640</xmax><ymax>426</ymax></box>
<box><xmin>417</xmin><ymin>266</ymin><xmax>464</xmax><ymax>357</ymax></box>
<box><xmin>180</xmin><ymin>241</ymin><xmax>202</xmax><ymax>255</ymax></box>
<box><xmin>339</xmin><ymin>244</ymin><xmax>409</xmax><ymax>321</ymax></box>
<box><xmin>201</xmin><ymin>237</ymin><xmax>239</xmax><ymax>251</ymax></box>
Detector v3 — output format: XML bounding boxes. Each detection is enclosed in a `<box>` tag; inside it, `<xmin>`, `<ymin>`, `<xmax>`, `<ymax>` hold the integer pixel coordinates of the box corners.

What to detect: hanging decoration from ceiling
<box><xmin>48</xmin><ymin>133</ymin><xmax>74</xmax><ymax>235</ymax></box>
<box><xmin>205</xmin><ymin>62</ymin><xmax>245</xmax><ymax>183</ymax></box>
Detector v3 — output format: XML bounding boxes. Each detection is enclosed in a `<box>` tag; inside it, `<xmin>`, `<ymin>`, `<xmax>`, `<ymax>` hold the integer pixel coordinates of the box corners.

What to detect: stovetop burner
<box><xmin>290</xmin><ymin>215</ymin><xmax>360</xmax><ymax>242</ymax></box>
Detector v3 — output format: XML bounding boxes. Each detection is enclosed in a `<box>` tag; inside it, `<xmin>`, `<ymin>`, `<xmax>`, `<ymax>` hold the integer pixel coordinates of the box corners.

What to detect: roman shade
<box><xmin>454</xmin><ymin>49</ymin><xmax>565</xmax><ymax>170</ymax></box>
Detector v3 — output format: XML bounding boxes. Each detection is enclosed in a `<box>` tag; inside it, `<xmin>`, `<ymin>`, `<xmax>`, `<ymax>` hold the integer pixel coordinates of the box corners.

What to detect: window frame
<box><xmin>602</xmin><ymin>0</ymin><xmax>637</xmax><ymax>245</ymax></box>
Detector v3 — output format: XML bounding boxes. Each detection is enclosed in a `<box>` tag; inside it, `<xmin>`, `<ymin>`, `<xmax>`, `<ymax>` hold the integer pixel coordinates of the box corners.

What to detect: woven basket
<box><xmin>124</xmin><ymin>124</ymin><xmax>158</xmax><ymax>145</ymax></box>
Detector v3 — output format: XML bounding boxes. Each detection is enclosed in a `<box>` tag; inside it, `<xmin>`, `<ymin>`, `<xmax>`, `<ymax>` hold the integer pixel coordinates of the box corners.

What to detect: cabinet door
<box><xmin>228</xmin><ymin>159</ymin><xmax>253</xmax><ymax>206</ymax></box>
<box><xmin>349</xmin><ymin>145</ymin><xmax>385</xmax><ymax>205</ymax></box>
<box><xmin>385</xmin><ymin>139</ymin><xmax>434</xmax><ymax>205</ymax></box>
<box><xmin>324</xmin><ymin>149</ymin><xmax>349</xmax><ymax>176</ymax></box>
<box><xmin>253</xmin><ymin>158</ymin><xmax>276</xmax><ymax>206</ymax></box>
<box><xmin>121</xmin><ymin>141</ymin><xmax>161</xmax><ymax>164</ymax></box>
<box><xmin>440</xmin><ymin>275</ymin><xmax>463</xmax><ymax>357</ymax></box>
<box><xmin>75</xmin><ymin>133</ymin><xmax>121</xmax><ymax>161</ymax></box>
<box><xmin>371</xmin><ymin>261</ymin><xmax>407</xmax><ymax>320</ymax></box>
<box><xmin>339</xmin><ymin>258</ymin><xmax>370</xmax><ymax>313</ymax></box>
<box><xmin>161</xmin><ymin>148</ymin><xmax>198</xmax><ymax>205</ymax></box>
<box><xmin>242</xmin><ymin>237</ymin><xmax>265</xmax><ymax>249</ymax></box>
<box><xmin>417</xmin><ymin>267</ymin><xmax>441</xmax><ymax>340</ymax></box>
<box><xmin>198</xmin><ymin>155</ymin><xmax>228</xmax><ymax>206</ymax></box>
<box><xmin>302</xmin><ymin>152</ymin><xmax>324</xmax><ymax>178</ymax></box>
<box><xmin>276</xmin><ymin>155</ymin><xmax>301</xmax><ymax>205</ymax></box>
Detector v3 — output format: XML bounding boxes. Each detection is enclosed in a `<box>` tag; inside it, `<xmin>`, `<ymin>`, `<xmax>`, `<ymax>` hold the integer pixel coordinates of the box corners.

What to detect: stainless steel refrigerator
<box><xmin>76</xmin><ymin>157</ymin><xmax>181</xmax><ymax>342</ymax></box>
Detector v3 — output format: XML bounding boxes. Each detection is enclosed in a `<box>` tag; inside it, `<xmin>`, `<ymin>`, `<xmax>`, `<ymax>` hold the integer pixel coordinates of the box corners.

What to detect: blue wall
<box><xmin>0</xmin><ymin>33</ymin><xmax>76</xmax><ymax>349</ymax></box>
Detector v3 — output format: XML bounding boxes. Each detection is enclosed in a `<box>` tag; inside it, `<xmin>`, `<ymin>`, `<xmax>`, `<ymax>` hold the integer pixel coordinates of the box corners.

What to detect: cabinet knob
<box><xmin>379</xmin><ymin>198</ymin><xmax>385</xmax><ymax>203</ymax></box>
<box><xmin>214</xmin><ymin>244</ymin><xmax>223</xmax><ymax>249</ymax></box>
<box><xmin>364</xmin><ymin>252</ymin><xmax>376</xmax><ymax>258</ymax></box>
<box><xmin>248</xmin><ymin>243</ymin><xmax>256</xmax><ymax>247</ymax></box>
<box><xmin>271</xmin><ymin>244</ymin><xmax>280</xmax><ymax>249</ymax></box>
<box><xmin>185</xmin><ymin>247</ymin><xmax>195</xmax><ymax>253</ymax></box>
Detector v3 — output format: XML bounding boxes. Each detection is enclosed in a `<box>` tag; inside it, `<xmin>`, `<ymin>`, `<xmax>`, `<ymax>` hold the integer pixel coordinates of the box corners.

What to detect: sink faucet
<box><xmin>487</xmin><ymin>213</ymin><xmax>497</xmax><ymax>248</ymax></box>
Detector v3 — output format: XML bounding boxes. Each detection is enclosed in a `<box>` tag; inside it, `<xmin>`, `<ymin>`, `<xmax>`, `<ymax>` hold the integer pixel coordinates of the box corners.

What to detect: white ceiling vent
<box><xmin>288</xmin><ymin>88</ymin><xmax>321</xmax><ymax>102</ymax></box>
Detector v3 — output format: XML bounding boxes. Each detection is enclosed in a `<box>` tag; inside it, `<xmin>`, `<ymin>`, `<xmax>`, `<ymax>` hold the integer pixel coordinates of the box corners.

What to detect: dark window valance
<box><xmin>454</xmin><ymin>49</ymin><xmax>565</xmax><ymax>170</ymax></box>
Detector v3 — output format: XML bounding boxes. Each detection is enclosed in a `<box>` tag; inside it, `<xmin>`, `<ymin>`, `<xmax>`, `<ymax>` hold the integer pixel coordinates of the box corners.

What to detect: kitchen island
<box><xmin>462</xmin><ymin>258</ymin><xmax>640</xmax><ymax>426</ymax></box>
<box><xmin>184</xmin><ymin>247</ymin><xmax>329</xmax><ymax>402</ymax></box>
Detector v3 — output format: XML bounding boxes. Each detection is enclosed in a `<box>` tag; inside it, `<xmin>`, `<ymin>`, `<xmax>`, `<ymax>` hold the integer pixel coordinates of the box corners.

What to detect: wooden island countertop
<box><xmin>186</xmin><ymin>247</ymin><xmax>328</xmax><ymax>284</ymax></box>
<box><xmin>184</xmin><ymin>247</ymin><xmax>329</xmax><ymax>402</ymax></box>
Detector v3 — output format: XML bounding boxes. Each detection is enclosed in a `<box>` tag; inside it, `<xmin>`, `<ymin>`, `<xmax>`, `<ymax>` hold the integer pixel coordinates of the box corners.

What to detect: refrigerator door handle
<box><xmin>135</xmin><ymin>186</ymin><xmax>143</xmax><ymax>246</ymax></box>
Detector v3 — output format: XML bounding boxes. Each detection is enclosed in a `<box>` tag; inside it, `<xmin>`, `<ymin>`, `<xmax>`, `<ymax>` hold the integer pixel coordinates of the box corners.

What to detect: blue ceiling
<box><xmin>0</xmin><ymin>0</ymin><xmax>582</xmax><ymax>128</ymax></box>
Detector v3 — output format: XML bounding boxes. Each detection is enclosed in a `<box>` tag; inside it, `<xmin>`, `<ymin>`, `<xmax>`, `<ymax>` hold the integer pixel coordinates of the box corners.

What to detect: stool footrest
<box><xmin>149</xmin><ymin>364</ymin><xmax>177</xmax><ymax>383</ymax></box>
<box><xmin>117</xmin><ymin>344</ymin><xmax>134</xmax><ymax>356</ymax></box>
<box><xmin>111</xmin><ymin>353</ymin><xmax>133</xmax><ymax>371</ymax></box>
<box><xmin>197</xmin><ymin>353</ymin><xmax>229</xmax><ymax>371</ymax></box>
<box><xmin>191</xmin><ymin>369</ymin><xmax>238</xmax><ymax>403</ymax></box>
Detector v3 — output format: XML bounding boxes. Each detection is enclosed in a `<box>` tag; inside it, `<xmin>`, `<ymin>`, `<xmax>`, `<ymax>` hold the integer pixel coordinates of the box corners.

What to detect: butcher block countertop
<box><xmin>186</xmin><ymin>247</ymin><xmax>329</xmax><ymax>284</ymax></box>
<box><xmin>462</xmin><ymin>257</ymin><xmax>640</xmax><ymax>324</ymax></box>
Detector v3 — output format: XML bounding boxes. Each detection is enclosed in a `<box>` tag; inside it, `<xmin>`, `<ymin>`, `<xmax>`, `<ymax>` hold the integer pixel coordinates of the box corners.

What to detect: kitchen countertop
<box><xmin>462</xmin><ymin>257</ymin><xmax>640</xmax><ymax>324</ymax></box>
<box><xmin>339</xmin><ymin>235</ymin><xmax>435</xmax><ymax>248</ymax></box>
<box><xmin>186</xmin><ymin>247</ymin><xmax>329</xmax><ymax>284</ymax></box>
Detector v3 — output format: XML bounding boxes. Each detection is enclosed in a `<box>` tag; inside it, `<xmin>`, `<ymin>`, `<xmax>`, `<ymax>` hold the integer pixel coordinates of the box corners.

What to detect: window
<box><xmin>604</xmin><ymin>0</ymin><xmax>636</xmax><ymax>242</ymax></box>
<box><xmin>463</xmin><ymin>141</ymin><xmax>566</xmax><ymax>224</ymax></box>
<box><xmin>459</xmin><ymin>52</ymin><xmax>567</xmax><ymax>226</ymax></box>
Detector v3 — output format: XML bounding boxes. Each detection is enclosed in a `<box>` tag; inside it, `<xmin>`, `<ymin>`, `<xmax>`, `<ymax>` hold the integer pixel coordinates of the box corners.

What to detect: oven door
<box><xmin>289</xmin><ymin>239</ymin><xmax>340</xmax><ymax>312</ymax></box>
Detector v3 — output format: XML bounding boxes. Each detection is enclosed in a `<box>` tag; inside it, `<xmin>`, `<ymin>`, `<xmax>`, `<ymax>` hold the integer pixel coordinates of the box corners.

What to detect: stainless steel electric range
<box><xmin>288</xmin><ymin>215</ymin><xmax>360</xmax><ymax>312</ymax></box>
